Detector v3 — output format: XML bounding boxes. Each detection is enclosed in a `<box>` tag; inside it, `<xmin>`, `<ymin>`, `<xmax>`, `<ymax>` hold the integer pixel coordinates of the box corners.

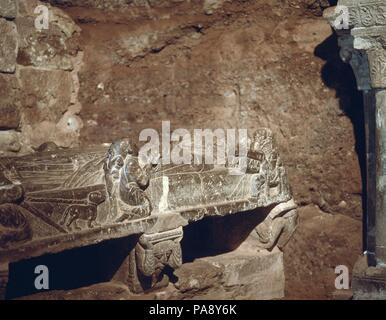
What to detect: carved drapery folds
<box><xmin>0</xmin><ymin>128</ymin><xmax>297</xmax><ymax>295</ymax></box>
<box><xmin>325</xmin><ymin>0</ymin><xmax>386</xmax><ymax>266</ymax></box>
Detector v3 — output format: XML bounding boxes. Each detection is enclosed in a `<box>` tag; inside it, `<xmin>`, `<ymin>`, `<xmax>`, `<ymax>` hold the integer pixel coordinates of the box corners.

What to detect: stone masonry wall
<box><xmin>0</xmin><ymin>0</ymin><xmax>82</xmax><ymax>156</ymax></box>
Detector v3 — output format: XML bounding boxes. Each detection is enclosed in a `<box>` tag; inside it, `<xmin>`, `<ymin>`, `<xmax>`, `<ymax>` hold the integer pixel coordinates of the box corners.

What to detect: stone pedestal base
<box><xmin>352</xmin><ymin>256</ymin><xmax>386</xmax><ymax>300</ymax></box>
<box><xmin>15</xmin><ymin>236</ymin><xmax>285</xmax><ymax>300</ymax></box>
<box><xmin>173</xmin><ymin>236</ymin><xmax>284</xmax><ymax>300</ymax></box>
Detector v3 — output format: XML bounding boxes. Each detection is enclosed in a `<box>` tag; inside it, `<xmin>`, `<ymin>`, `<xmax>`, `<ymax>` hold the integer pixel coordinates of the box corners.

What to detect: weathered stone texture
<box><xmin>0</xmin><ymin>73</ymin><xmax>19</xmax><ymax>106</ymax></box>
<box><xmin>19</xmin><ymin>107</ymin><xmax>83</xmax><ymax>150</ymax></box>
<box><xmin>284</xmin><ymin>205</ymin><xmax>361</xmax><ymax>299</ymax></box>
<box><xmin>0</xmin><ymin>126</ymin><xmax>296</xmax><ymax>298</ymax></box>
<box><xmin>17</xmin><ymin>1</ymin><xmax>80</xmax><ymax>70</ymax></box>
<box><xmin>0</xmin><ymin>73</ymin><xmax>20</xmax><ymax>129</ymax></box>
<box><xmin>76</xmin><ymin>2</ymin><xmax>361</xmax><ymax>219</ymax></box>
<box><xmin>7</xmin><ymin>0</ymin><xmax>83</xmax><ymax>152</ymax></box>
<box><xmin>174</xmin><ymin>241</ymin><xmax>285</xmax><ymax>300</ymax></box>
<box><xmin>203</xmin><ymin>0</ymin><xmax>225</xmax><ymax>15</ymax></box>
<box><xmin>19</xmin><ymin>68</ymin><xmax>74</xmax><ymax>123</ymax></box>
<box><xmin>0</xmin><ymin>19</ymin><xmax>18</xmax><ymax>73</ymax></box>
<box><xmin>0</xmin><ymin>0</ymin><xmax>17</xmax><ymax>19</ymax></box>
<box><xmin>0</xmin><ymin>105</ymin><xmax>20</xmax><ymax>129</ymax></box>
<box><xmin>0</xmin><ymin>130</ymin><xmax>21</xmax><ymax>154</ymax></box>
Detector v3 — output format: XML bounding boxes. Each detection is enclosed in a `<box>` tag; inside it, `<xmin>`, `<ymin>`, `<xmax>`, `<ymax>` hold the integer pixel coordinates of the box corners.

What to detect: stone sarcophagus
<box><xmin>0</xmin><ymin>128</ymin><xmax>297</xmax><ymax>299</ymax></box>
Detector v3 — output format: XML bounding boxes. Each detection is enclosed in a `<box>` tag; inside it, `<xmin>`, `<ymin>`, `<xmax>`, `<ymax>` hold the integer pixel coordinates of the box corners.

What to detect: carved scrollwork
<box><xmin>368</xmin><ymin>50</ymin><xmax>386</xmax><ymax>88</ymax></box>
<box><xmin>344</xmin><ymin>1</ymin><xmax>386</xmax><ymax>28</ymax></box>
<box><xmin>327</xmin><ymin>2</ymin><xmax>386</xmax><ymax>90</ymax></box>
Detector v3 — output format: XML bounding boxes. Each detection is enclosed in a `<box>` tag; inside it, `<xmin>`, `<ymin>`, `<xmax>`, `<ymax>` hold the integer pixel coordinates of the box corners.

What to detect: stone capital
<box><xmin>367</xmin><ymin>49</ymin><xmax>386</xmax><ymax>88</ymax></box>
<box><xmin>342</xmin><ymin>0</ymin><xmax>386</xmax><ymax>29</ymax></box>
<box><xmin>325</xmin><ymin>1</ymin><xmax>386</xmax><ymax>90</ymax></box>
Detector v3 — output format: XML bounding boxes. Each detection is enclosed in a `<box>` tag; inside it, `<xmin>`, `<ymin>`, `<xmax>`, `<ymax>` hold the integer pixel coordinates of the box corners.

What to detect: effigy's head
<box><xmin>105</xmin><ymin>139</ymin><xmax>138</xmax><ymax>180</ymax></box>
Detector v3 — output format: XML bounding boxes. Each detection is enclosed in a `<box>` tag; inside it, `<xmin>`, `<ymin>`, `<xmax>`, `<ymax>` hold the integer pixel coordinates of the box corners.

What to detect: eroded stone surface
<box><xmin>0</xmin><ymin>0</ymin><xmax>17</xmax><ymax>19</ymax></box>
<box><xmin>17</xmin><ymin>1</ymin><xmax>80</xmax><ymax>70</ymax></box>
<box><xmin>0</xmin><ymin>74</ymin><xmax>20</xmax><ymax>117</ymax></box>
<box><xmin>19</xmin><ymin>68</ymin><xmax>74</xmax><ymax>124</ymax></box>
<box><xmin>75</xmin><ymin>1</ymin><xmax>362</xmax><ymax>221</ymax></box>
<box><xmin>0</xmin><ymin>19</ymin><xmax>18</xmax><ymax>73</ymax></box>
<box><xmin>0</xmin><ymin>105</ymin><xmax>20</xmax><ymax>130</ymax></box>
<box><xmin>0</xmin><ymin>131</ymin><xmax>21</xmax><ymax>154</ymax></box>
<box><xmin>198</xmin><ymin>244</ymin><xmax>284</xmax><ymax>299</ymax></box>
<box><xmin>203</xmin><ymin>0</ymin><xmax>225</xmax><ymax>15</ymax></box>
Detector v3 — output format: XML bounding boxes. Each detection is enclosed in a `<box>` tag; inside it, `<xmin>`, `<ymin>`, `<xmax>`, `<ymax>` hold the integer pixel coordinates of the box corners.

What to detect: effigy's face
<box><xmin>108</xmin><ymin>155</ymin><xmax>124</xmax><ymax>180</ymax></box>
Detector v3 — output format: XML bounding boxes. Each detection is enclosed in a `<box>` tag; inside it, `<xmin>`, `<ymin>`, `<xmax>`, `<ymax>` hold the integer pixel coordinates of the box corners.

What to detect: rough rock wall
<box><xmin>0</xmin><ymin>0</ymin><xmax>361</xmax><ymax>217</ymax></box>
<box><xmin>0</xmin><ymin>0</ymin><xmax>82</xmax><ymax>156</ymax></box>
<box><xmin>57</xmin><ymin>0</ymin><xmax>361</xmax><ymax>219</ymax></box>
<box><xmin>0</xmin><ymin>0</ymin><xmax>363</xmax><ymax>299</ymax></box>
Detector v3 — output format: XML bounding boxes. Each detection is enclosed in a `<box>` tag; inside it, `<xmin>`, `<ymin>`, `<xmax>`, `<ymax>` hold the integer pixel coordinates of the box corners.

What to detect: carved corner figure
<box><xmin>247</xmin><ymin>129</ymin><xmax>298</xmax><ymax>249</ymax></box>
<box><xmin>104</xmin><ymin>139</ymin><xmax>153</xmax><ymax>222</ymax></box>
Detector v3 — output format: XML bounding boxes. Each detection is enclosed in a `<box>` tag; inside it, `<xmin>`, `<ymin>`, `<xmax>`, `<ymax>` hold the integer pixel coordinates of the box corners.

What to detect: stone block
<box><xmin>0</xmin><ymin>19</ymin><xmax>18</xmax><ymax>73</ymax></box>
<box><xmin>0</xmin><ymin>73</ymin><xmax>20</xmax><ymax>129</ymax></box>
<box><xmin>19</xmin><ymin>68</ymin><xmax>74</xmax><ymax>123</ymax></box>
<box><xmin>174</xmin><ymin>236</ymin><xmax>285</xmax><ymax>300</ymax></box>
<box><xmin>0</xmin><ymin>130</ymin><xmax>21</xmax><ymax>154</ymax></box>
<box><xmin>16</xmin><ymin>2</ymin><xmax>80</xmax><ymax>70</ymax></box>
<box><xmin>0</xmin><ymin>105</ymin><xmax>20</xmax><ymax>129</ymax></box>
<box><xmin>0</xmin><ymin>73</ymin><xmax>19</xmax><ymax>106</ymax></box>
<box><xmin>0</xmin><ymin>0</ymin><xmax>17</xmax><ymax>19</ymax></box>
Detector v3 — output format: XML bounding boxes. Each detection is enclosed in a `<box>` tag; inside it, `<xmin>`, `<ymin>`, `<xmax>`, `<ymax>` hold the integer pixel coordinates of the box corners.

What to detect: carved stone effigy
<box><xmin>0</xmin><ymin>128</ymin><xmax>297</xmax><ymax>298</ymax></box>
<box><xmin>325</xmin><ymin>0</ymin><xmax>386</xmax><ymax>299</ymax></box>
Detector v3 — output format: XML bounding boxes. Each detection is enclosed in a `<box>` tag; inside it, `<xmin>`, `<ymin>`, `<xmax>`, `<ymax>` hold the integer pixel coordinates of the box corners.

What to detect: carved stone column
<box><xmin>325</xmin><ymin>0</ymin><xmax>386</xmax><ymax>298</ymax></box>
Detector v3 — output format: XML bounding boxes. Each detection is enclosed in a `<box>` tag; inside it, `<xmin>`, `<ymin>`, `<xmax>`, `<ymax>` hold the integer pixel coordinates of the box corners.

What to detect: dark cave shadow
<box><xmin>314</xmin><ymin>33</ymin><xmax>367</xmax><ymax>251</ymax></box>
<box><xmin>181</xmin><ymin>207</ymin><xmax>271</xmax><ymax>263</ymax></box>
<box><xmin>6</xmin><ymin>208</ymin><xmax>270</xmax><ymax>299</ymax></box>
<box><xmin>6</xmin><ymin>235</ymin><xmax>137</xmax><ymax>300</ymax></box>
